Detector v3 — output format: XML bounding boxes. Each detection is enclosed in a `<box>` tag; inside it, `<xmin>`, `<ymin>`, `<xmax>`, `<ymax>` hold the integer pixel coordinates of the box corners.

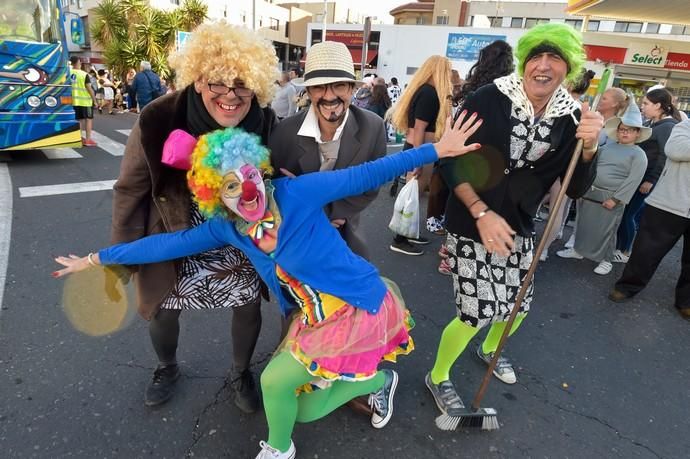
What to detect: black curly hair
<box><xmin>462</xmin><ymin>40</ymin><xmax>514</xmax><ymax>96</ymax></box>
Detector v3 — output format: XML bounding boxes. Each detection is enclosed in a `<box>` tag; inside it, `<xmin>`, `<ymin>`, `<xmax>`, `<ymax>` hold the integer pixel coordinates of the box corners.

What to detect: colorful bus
<box><xmin>0</xmin><ymin>0</ymin><xmax>81</xmax><ymax>151</ymax></box>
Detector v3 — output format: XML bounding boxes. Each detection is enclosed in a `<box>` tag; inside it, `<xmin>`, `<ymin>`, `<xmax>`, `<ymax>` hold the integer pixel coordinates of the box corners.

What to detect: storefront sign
<box><xmin>625</xmin><ymin>43</ymin><xmax>669</xmax><ymax>67</ymax></box>
<box><xmin>665</xmin><ymin>52</ymin><xmax>690</xmax><ymax>70</ymax></box>
<box><xmin>445</xmin><ymin>33</ymin><xmax>506</xmax><ymax>61</ymax></box>
<box><xmin>325</xmin><ymin>31</ymin><xmax>365</xmax><ymax>47</ymax></box>
<box><xmin>584</xmin><ymin>44</ymin><xmax>626</xmax><ymax>64</ymax></box>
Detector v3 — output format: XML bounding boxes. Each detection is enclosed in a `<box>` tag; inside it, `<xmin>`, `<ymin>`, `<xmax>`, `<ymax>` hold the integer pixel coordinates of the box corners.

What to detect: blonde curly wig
<box><xmin>169</xmin><ymin>22</ymin><xmax>279</xmax><ymax>107</ymax></box>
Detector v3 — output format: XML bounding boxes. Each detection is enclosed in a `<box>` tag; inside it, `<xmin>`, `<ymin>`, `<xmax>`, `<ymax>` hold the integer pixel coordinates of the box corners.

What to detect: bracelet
<box><xmin>87</xmin><ymin>252</ymin><xmax>97</xmax><ymax>267</ymax></box>
<box><xmin>475</xmin><ymin>207</ymin><xmax>490</xmax><ymax>220</ymax></box>
<box><xmin>467</xmin><ymin>198</ymin><xmax>482</xmax><ymax>210</ymax></box>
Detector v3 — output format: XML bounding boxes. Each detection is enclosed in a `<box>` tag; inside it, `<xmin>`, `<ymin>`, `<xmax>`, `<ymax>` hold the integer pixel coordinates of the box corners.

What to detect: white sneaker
<box><xmin>612</xmin><ymin>250</ymin><xmax>629</xmax><ymax>263</ymax></box>
<box><xmin>256</xmin><ymin>440</ymin><xmax>296</xmax><ymax>459</ymax></box>
<box><xmin>556</xmin><ymin>248</ymin><xmax>583</xmax><ymax>259</ymax></box>
<box><xmin>594</xmin><ymin>260</ymin><xmax>613</xmax><ymax>275</ymax></box>
<box><xmin>564</xmin><ymin>234</ymin><xmax>575</xmax><ymax>249</ymax></box>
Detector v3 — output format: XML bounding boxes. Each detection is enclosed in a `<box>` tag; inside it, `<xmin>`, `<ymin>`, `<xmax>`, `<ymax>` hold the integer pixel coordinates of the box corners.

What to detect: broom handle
<box><xmin>470</xmin><ymin>135</ymin><xmax>586</xmax><ymax>411</ymax></box>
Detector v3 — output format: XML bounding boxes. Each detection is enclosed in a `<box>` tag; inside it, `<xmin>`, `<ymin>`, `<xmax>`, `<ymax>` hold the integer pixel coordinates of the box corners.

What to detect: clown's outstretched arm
<box><xmin>284</xmin><ymin>112</ymin><xmax>482</xmax><ymax>208</ymax></box>
<box><xmin>53</xmin><ymin>218</ymin><xmax>232</xmax><ymax>278</ymax></box>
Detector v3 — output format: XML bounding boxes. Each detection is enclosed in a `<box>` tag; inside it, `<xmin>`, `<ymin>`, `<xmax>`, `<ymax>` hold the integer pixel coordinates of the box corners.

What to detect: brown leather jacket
<box><xmin>111</xmin><ymin>88</ymin><xmax>275</xmax><ymax>319</ymax></box>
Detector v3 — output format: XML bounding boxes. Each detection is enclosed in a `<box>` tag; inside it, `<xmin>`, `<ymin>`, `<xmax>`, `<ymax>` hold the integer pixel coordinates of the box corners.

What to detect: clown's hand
<box><xmin>52</xmin><ymin>254</ymin><xmax>97</xmax><ymax>278</ymax></box>
<box><xmin>433</xmin><ymin>112</ymin><xmax>483</xmax><ymax>159</ymax></box>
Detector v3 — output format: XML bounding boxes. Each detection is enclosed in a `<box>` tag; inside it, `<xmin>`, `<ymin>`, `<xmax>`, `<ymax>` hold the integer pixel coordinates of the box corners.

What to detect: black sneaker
<box><xmin>369</xmin><ymin>369</ymin><xmax>398</xmax><ymax>428</ymax></box>
<box><xmin>144</xmin><ymin>364</ymin><xmax>180</xmax><ymax>407</ymax></box>
<box><xmin>389</xmin><ymin>239</ymin><xmax>423</xmax><ymax>256</ymax></box>
<box><xmin>407</xmin><ymin>236</ymin><xmax>430</xmax><ymax>245</ymax></box>
<box><xmin>232</xmin><ymin>369</ymin><xmax>260</xmax><ymax>414</ymax></box>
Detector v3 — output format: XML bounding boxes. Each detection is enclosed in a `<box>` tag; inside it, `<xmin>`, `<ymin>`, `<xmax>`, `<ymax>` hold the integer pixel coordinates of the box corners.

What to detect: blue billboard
<box><xmin>446</xmin><ymin>33</ymin><xmax>506</xmax><ymax>61</ymax></box>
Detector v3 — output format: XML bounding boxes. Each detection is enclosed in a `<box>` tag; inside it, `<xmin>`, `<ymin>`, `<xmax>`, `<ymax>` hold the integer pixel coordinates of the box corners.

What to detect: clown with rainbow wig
<box><xmin>54</xmin><ymin>112</ymin><xmax>484</xmax><ymax>458</ymax></box>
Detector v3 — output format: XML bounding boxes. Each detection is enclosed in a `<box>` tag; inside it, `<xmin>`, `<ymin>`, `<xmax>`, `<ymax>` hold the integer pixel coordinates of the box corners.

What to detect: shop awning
<box><xmin>566</xmin><ymin>0</ymin><xmax>690</xmax><ymax>25</ymax></box>
<box><xmin>349</xmin><ymin>49</ymin><xmax>378</xmax><ymax>68</ymax></box>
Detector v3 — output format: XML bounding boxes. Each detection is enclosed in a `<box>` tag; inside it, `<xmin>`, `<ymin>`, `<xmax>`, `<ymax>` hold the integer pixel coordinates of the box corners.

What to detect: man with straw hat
<box><xmin>425</xmin><ymin>23</ymin><xmax>604</xmax><ymax>420</ymax></box>
<box><xmin>269</xmin><ymin>41</ymin><xmax>387</xmax><ymax>260</ymax></box>
<box><xmin>557</xmin><ymin>100</ymin><xmax>649</xmax><ymax>275</ymax></box>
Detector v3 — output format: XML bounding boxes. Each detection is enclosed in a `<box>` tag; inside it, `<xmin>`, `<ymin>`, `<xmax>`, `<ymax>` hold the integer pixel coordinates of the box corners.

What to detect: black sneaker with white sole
<box><xmin>390</xmin><ymin>239</ymin><xmax>423</xmax><ymax>256</ymax></box>
<box><xmin>369</xmin><ymin>369</ymin><xmax>398</xmax><ymax>428</ymax></box>
<box><xmin>407</xmin><ymin>236</ymin><xmax>430</xmax><ymax>245</ymax></box>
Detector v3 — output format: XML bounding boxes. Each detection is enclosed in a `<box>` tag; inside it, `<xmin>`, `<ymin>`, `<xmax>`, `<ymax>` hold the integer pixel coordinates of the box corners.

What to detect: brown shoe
<box><xmin>346</xmin><ymin>395</ymin><xmax>373</xmax><ymax>416</ymax></box>
<box><xmin>608</xmin><ymin>289</ymin><xmax>632</xmax><ymax>303</ymax></box>
<box><xmin>678</xmin><ymin>308</ymin><xmax>690</xmax><ymax>320</ymax></box>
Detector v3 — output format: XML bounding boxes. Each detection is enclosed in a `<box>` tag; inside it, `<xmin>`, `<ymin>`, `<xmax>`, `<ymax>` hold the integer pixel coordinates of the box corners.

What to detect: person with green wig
<box><xmin>425</xmin><ymin>23</ymin><xmax>604</xmax><ymax>415</ymax></box>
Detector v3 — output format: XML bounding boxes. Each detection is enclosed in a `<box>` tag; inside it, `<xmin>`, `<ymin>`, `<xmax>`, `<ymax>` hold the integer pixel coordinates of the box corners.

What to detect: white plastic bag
<box><xmin>388</xmin><ymin>178</ymin><xmax>419</xmax><ymax>239</ymax></box>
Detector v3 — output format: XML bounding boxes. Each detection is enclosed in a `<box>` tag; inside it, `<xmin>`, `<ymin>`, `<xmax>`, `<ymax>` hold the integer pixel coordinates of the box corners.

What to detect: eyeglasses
<box><xmin>307</xmin><ymin>82</ymin><xmax>352</xmax><ymax>96</ymax></box>
<box><xmin>617</xmin><ymin>127</ymin><xmax>639</xmax><ymax>134</ymax></box>
<box><xmin>208</xmin><ymin>83</ymin><xmax>254</xmax><ymax>98</ymax></box>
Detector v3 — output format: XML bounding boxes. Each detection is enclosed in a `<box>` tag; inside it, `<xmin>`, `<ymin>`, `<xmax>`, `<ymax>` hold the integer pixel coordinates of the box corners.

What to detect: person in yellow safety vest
<box><xmin>69</xmin><ymin>56</ymin><xmax>98</xmax><ymax>147</ymax></box>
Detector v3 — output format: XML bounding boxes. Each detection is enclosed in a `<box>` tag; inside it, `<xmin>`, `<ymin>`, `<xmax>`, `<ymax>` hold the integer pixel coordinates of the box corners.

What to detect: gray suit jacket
<box><xmin>268</xmin><ymin>105</ymin><xmax>387</xmax><ymax>259</ymax></box>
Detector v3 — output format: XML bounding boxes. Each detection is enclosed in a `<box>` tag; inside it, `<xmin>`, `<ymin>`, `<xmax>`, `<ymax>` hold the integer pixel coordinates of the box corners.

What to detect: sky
<box><xmin>293</xmin><ymin>0</ymin><xmax>569</xmax><ymax>24</ymax></box>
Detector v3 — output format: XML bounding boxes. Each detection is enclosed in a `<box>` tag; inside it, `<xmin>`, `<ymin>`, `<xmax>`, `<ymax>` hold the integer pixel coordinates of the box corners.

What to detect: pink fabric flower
<box><xmin>161</xmin><ymin>129</ymin><xmax>197</xmax><ymax>170</ymax></box>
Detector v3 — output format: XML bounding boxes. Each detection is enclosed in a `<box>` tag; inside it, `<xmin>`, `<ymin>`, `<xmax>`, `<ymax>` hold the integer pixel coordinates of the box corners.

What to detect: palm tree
<box><xmin>90</xmin><ymin>0</ymin><xmax>208</xmax><ymax>80</ymax></box>
<box><xmin>178</xmin><ymin>0</ymin><xmax>208</xmax><ymax>31</ymax></box>
<box><xmin>90</xmin><ymin>0</ymin><xmax>127</xmax><ymax>46</ymax></box>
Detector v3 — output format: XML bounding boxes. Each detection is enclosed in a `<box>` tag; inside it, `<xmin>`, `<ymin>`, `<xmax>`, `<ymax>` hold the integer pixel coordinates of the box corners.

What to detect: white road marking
<box><xmin>90</xmin><ymin>131</ymin><xmax>125</xmax><ymax>156</ymax></box>
<box><xmin>0</xmin><ymin>163</ymin><xmax>12</xmax><ymax>317</ymax></box>
<box><xmin>19</xmin><ymin>180</ymin><xmax>116</xmax><ymax>198</ymax></box>
<box><xmin>116</xmin><ymin>129</ymin><xmax>132</xmax><ymax>136</ymax></box>
<box><xmin>43</xmin><ymin>148</ymin><xmax>83</xmax><ymax>159</ymax></box>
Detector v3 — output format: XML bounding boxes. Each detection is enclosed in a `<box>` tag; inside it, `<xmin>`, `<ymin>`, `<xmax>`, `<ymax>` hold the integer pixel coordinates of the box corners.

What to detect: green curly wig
<box><xmin>515</xmin><ymin>23</ymin><xmax>586</xmax><ymax>83</ymax></box>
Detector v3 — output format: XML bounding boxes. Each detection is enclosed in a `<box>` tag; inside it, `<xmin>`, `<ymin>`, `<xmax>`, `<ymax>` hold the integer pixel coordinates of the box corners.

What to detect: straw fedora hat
<box><xmin>294</xmin><ymin>41</ymin><xmax>362</xmax><ymax>87</ymax></box>
<box><xmin>604</xmin><ymin>98</ymin><xmax>652</xmax><ymax>143</ymax></box>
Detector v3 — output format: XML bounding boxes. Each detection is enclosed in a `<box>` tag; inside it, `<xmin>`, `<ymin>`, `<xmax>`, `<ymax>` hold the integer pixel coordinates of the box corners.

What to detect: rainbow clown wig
<box><xmin>187</xmin><ymin>127</ymin><xmax>273</xmax><ymax>219</ymax></box>
<box><xmin>515</xmin><ymin>23</ymin><xmax>586</xmax><ymax>84</ymax></box>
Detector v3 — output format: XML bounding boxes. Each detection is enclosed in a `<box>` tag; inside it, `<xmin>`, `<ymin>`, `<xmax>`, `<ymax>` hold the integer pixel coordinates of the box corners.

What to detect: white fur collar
<box><xmin>494</xmin><ymin>74</ymin><xmax>579</xmax><ymax>125</ymax></box>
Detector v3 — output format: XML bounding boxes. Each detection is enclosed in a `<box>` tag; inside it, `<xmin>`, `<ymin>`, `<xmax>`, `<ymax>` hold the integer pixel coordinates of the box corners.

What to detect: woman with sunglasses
<box><xmin>109</xmin><ymin>23</ymin><xmax>278</xmax><ymax>411</ymax></box>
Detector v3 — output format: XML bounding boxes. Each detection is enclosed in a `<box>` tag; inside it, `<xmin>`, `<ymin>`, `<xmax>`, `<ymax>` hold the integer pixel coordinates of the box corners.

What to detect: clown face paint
<box><xmin>220</xmin><ymin>164</ymin><xmax>266</xmax><ymax>222</ymax></box>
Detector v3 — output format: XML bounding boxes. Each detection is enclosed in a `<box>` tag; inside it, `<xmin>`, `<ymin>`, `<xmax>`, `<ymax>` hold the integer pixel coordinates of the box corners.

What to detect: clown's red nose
<box><xmin>241</xmin><ymin>180</ymin><xmax>258</xmax><ymax>201</ymax></box>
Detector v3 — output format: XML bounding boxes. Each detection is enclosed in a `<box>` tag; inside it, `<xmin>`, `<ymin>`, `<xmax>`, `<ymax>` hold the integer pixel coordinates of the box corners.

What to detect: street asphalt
<box><xmin>0</xmin><ymin>112</ymin><xmax>687</xmax><ymax>458</ymax></box>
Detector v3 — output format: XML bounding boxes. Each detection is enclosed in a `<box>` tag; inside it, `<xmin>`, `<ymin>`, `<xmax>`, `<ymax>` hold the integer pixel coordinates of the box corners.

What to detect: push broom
<box><xmin>435</xmin><ymin>68</ymin><xmax>612</xmax><ymax>431</ymax></box>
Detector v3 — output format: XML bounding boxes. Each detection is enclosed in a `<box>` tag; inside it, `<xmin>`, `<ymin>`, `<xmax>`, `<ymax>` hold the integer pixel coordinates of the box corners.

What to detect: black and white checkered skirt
<box><xmin>445</xmin><ymin>232</ymin><xmax>534</xmax><ymax>328</ymax></box>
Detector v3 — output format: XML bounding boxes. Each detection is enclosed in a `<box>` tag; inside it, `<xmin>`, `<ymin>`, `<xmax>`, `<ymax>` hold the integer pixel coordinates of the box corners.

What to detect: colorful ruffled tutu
<box><xmin>280</xmin><ymin>278</ymin><xmax>414</xmax><ymax>392</ymax></box>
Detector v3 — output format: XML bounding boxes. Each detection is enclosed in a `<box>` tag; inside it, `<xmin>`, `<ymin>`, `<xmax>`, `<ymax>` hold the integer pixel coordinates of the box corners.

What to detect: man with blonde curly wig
<box><xmin>110</xmin><ymin>22</ymin><xmax>278</xmax><ymax>411</ymax></box>
<box><xmin>425</xmin><ymin>23</ymin><xmax>604</xmax><ymax>417</ymax></box>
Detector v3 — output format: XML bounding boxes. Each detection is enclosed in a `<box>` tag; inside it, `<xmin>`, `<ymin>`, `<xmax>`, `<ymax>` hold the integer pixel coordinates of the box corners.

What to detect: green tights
<box><xmin>430</xmin><ymin>314</ymin><xmax>526</xmax><ymax>385</ymax></box>
<box><xmin>260</xmin><ymin>351</ymin><xmax>385</xmax><ymax>452</ymax></box>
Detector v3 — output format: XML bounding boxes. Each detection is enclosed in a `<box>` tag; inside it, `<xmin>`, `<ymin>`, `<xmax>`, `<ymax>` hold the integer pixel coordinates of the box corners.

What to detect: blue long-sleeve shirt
<box><xmin>100</xmin><ymin>143</ymin><xmax>438</xmax><ymax>316</ymax></box>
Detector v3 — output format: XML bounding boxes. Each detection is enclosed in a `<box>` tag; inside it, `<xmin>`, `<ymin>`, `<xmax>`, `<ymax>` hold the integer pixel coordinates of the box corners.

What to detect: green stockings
<box><xmin>430</xmin><ymin>314</ymin><xmax>526</xmax><ymax>385</ymax></box>
<box><xmin>260</xmin><ymin>351</ymin><xmax>385</xmax><ymax>452</ymax></box>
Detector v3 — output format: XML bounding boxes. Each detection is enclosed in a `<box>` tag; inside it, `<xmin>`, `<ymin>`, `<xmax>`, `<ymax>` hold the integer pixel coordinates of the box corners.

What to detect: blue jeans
<box><xmin>616</xmin><ymin>185</ymin><xmax>654</xmax><ymax>253</ymax></box>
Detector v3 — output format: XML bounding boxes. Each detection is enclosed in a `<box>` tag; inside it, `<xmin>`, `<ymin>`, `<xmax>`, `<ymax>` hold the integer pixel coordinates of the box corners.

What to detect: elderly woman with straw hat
<box><xmin>269</xmin><ymin>41</ymin><xmax>388</xmax><ymax>260</ymax></box>
<box><xmin>425</xmin><ymin>23</ymin><xmax>604</xmax><ymax>417</ymax></box>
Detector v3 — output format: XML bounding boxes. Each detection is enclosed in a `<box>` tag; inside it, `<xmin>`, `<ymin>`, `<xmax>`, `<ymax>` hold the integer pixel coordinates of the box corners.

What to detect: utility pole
<box><xmin>252</xmin><ymin>0</ymin><xmax>256</xmax><ymax>30</ymax></box>
<box><xmin>322</xmin><ymin>0</ymin><xmax>328</xmax><ymax>38</ymax></box>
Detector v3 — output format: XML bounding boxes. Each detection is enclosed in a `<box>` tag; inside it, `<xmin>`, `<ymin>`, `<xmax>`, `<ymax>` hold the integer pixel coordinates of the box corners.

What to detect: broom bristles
<box><xmin>435</xmin><ymin>407</ymin><xmax>499</xmax><ymax>431</ymax></box>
